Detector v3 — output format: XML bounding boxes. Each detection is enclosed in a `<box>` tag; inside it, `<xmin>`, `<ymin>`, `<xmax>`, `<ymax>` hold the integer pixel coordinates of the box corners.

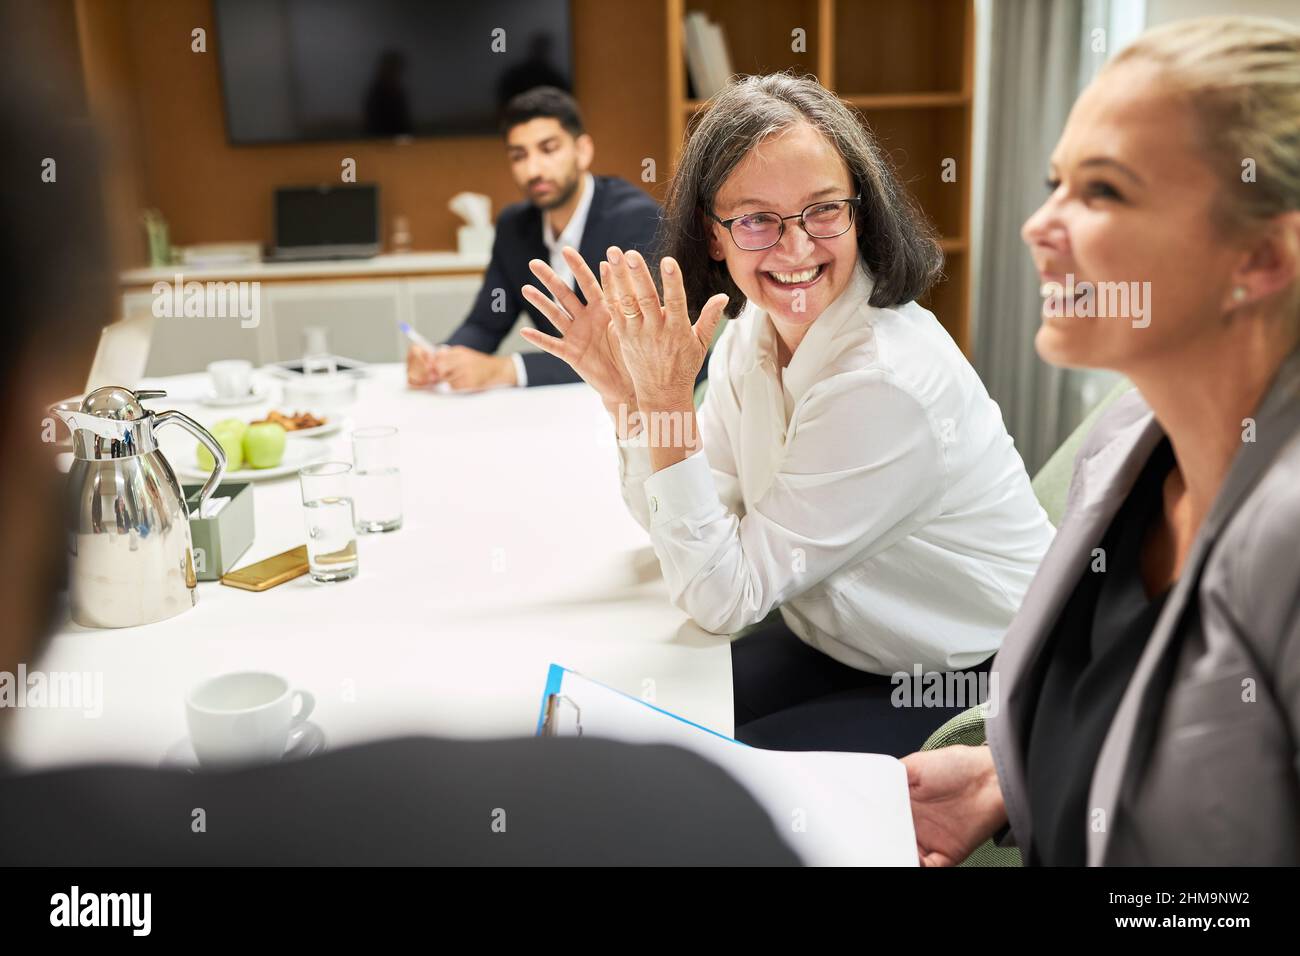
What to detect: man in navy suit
<box><xmin>408</xmin><ymin>87</ymin><xmax>662</xmax><ymax>390</ymax></box>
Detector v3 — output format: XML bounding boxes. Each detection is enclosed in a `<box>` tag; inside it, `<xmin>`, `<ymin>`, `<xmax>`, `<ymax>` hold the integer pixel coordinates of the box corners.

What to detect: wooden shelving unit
<box><xmin>665</xmin><ymin>0</ymin><xmax>975</xmax><ymax>353</ymax></box>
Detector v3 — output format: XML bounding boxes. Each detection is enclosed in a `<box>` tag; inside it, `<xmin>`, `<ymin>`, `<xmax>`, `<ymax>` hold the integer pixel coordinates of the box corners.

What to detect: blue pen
<box><xmin>399</xmin><ymin>321</ymin><xmax>439</xmax><ymax>354</ymax></box>
<box><xmin>400</xmin><ymin>321</ymin><xmax>452</xmax><ymax>391</ymax></box>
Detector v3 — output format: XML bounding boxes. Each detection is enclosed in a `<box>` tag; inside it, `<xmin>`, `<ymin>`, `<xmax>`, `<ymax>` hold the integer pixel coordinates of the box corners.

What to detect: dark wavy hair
<box><xmin>659</xmin><ymin>73</ymin><xmax>943</xmax><ymax>318</ymax></box>
<box><xmin>499</xmin><ymin>85</ymin><xmax>585</xmax><ymax>139</ymax></box>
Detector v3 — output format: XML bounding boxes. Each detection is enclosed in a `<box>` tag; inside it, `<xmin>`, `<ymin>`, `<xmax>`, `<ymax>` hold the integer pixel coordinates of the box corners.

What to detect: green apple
<box><xmin>197</xmin><ymin>423</ymin><xmax>244</xmax><ymax>472</ymax></box>
<box><xmin>212</xmin><ymin>418</ymin><xmax>248</xmax><ymax>441</ymax></box>
<box><xmin>242</xmin><ymin>421</ymin><xmax>286</xmax><ymax>469</ymax></box>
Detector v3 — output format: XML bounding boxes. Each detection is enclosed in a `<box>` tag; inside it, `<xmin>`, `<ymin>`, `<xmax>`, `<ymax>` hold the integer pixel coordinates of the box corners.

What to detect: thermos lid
<box><xmin>79</xmin><ymin>385</ymin><xmax>155</xmax><ymax>421</ymax></box>
<box><xmin>57</xmin><ymin>386</ymin><xmax>169</xmax><ymax>457</ymax></box>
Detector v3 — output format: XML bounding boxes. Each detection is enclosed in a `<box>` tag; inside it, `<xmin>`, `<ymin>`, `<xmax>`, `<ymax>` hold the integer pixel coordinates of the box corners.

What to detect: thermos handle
<box><xmin>153</xmin><ymin>409</ymin><xmax>227</xmax><ymax>516</ymax></box>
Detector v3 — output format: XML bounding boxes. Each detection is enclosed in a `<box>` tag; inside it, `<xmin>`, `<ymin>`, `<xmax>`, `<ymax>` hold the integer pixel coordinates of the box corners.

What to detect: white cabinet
<box><xmin>131</xmin><ymin>265</ymin><xmax>494</xmax><ymax>376</ymax></box>
<box><xmin>406</xmin><ymin>276</ymin><xmax>489</xmax><ymax>349</ymax></box>
<box><xmin>127</xmin><ymin>289</ymin><xmax>264</xmax><ymax>376</ymax></box>
<box><xmin>263</xmin><ymin>280</ymin><xmax>406</xmax><ymax>365</ymax></box>
<box><xmin>407</xmin><ymin>277</ymin><xmax>540</xmax><ymax>359</ymax></box>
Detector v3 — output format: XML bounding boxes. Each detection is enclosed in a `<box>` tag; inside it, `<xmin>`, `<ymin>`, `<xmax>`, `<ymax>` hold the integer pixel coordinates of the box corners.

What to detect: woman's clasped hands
<box><xmin>519</xmin><ymin>245</ymin><xmax>729</xmax><ymax>417</ymax></box>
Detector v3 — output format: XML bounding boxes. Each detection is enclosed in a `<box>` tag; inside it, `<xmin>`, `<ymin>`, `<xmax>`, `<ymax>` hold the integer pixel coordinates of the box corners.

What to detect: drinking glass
<box><xmin>299</xmin><ymin>461</ymin><xmax>359</xmax><ymax>582</ymax></box>
<box><xmin>302</xmin><ymin>326</ymin><xmax>337</xmax><ymax>377</ymax></box>
<box><xmin>351</xmin><ymin>426</ymin><xmax>403</xmax><ymax>533</ymax></box>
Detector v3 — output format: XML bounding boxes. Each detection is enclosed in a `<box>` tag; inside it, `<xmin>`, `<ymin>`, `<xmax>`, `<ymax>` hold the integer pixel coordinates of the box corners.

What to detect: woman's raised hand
<box><xmin>603</xmin><ymin>246</ymin><xmax>728</xmax><ymax>409</ymax></box>
<box><xmin>520</xmin><ymin>246</ymin><xmax>634</xmax><ymax>408</ymax></box>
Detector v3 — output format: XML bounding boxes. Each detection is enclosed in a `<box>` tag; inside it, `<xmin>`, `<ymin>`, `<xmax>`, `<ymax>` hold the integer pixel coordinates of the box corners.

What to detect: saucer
<box><xmin>199</xmin><ymin>383</ymin><xmax>271</xmax><ymax>407</ymax></box>
<box><xmin>159</xmin><ymin>720</ymin><xmax>327</xmax><ymax>772</ymax></box>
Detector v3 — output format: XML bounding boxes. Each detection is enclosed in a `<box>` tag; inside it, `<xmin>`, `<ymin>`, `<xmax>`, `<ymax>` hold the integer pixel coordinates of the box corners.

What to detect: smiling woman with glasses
<box><xmin>517</xmin><ymin>73</ymin><xmax>1054</xmax><ymax>756</ymax></box>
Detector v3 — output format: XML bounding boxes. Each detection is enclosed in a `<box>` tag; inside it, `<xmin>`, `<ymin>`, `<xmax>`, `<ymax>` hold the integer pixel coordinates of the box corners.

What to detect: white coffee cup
<box><xmin>208</xmin><ymin>359</ymin><xmax>254</xmax><ymax>400</ymax></box>
<box><xmin>185</xmin><ymin>671</ymin><xmax>314</xmax><ymax>767</ymax></box>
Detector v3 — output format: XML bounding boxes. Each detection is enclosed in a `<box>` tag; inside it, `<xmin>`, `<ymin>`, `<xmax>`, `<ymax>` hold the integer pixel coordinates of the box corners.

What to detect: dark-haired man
<box><xmin>409</xmin><ymin>86</ymin><xmax>661</xmax><ymax>390</ymax></box>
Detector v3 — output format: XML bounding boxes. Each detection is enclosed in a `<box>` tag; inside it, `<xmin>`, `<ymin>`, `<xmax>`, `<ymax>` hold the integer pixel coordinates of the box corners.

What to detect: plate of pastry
<box><xmin>252</xmin><ymin>409</ymin><xmax>343</xmax><ymax>439</ymax></box>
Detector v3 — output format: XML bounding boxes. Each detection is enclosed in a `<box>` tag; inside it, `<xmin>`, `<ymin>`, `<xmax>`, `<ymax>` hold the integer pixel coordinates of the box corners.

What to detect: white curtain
<box><xmin>971</xmin><ymin>0</ymin><xmax>1126</xmax><ymax>473</ymax></box>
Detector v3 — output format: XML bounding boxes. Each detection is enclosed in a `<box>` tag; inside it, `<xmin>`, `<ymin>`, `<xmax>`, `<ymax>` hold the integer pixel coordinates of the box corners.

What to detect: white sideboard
<box><xmin>121</xmin><ymin>252</ymin><xmax>540</xmax><ymax>376</ymax></box>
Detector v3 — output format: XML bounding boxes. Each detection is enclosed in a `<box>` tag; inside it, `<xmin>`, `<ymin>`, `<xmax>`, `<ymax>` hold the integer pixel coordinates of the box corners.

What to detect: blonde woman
<box><xmin>904</xmin><ymin>17</ymin><xmax>1300</xmax><ymax>866</ymax></box>
<box><xmin>519</xmin><ymin>75</ymin><xmax>1053</xmax><ymax>756</ymax></box>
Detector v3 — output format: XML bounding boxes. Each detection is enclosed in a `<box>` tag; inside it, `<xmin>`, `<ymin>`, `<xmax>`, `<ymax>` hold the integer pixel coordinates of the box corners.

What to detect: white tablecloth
<box><xmin>10</xmin><ymin>365</ymin><xmax>733</xmax><ymax>769</ymax></box>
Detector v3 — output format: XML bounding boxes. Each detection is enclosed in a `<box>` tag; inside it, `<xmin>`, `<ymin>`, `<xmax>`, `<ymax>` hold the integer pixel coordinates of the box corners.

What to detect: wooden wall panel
<box><xmin>75</xmin><ymin>0</ymin><xmax>150</xmax><ymax>269</ymax></box>
<box><xmin>86</xmin><ymin>0</ymin><xmax>668</xmax><ymax>265</ymax></box>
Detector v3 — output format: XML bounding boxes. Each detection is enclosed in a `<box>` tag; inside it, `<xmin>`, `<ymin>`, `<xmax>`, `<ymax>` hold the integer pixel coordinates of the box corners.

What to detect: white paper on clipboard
<box><xmin>537</xmin><ymin>665</ymin><xmax>918</xmax><ymax>866</ymax></box>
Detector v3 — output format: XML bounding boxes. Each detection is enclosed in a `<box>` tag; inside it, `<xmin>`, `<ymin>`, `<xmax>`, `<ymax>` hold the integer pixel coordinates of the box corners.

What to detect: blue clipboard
<box><xmin>534</xmin><ymin>663</ymin><xmax>742</xmax><ymax>744</ymax></box>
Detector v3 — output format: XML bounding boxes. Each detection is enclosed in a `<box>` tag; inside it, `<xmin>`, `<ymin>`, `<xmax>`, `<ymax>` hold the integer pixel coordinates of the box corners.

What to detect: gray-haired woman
<box><xmin>519</xmin><ymin>74</ymin><xmax>1053</xmax><ymax>756</ymax></box>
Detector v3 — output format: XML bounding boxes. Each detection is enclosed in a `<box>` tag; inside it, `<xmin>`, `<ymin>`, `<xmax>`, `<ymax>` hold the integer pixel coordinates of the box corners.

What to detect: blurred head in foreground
<box><xmin>0</xmin><ymin>14</ymin><xmax>114</xmax><ymax>706</ymax></box>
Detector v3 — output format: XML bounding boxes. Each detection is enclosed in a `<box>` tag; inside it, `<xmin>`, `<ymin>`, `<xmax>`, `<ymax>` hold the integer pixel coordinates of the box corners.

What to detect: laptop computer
<box><xmin>269</xmin><ymin>184</ymin><xmax>381</xmax><ymax>261</ymax></box>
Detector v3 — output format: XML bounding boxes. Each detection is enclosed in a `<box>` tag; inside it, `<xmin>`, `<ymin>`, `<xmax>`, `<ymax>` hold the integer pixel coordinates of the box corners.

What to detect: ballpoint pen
<box><xmin>399</xmin><ymin>322</ymin><xmax>453</xmax><ymax>392</ymax></box>
<box><xmin>398</xmin><ymin>321</ymin><xmax>440</xmax><ymax>354</ymax></box>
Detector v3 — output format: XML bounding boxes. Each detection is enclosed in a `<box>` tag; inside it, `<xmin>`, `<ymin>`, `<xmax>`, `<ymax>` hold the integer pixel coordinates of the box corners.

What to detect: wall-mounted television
<box><xmin>213</xmin><ymin>0</ymin><xmax>573</xmax><ymax>145</ymax></box>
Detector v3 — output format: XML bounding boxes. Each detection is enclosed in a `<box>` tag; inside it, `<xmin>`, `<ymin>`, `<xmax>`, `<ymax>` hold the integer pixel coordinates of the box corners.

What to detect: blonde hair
<box><xmin>1107</xmin><ymin>17</ymin><xmax>1300</xmax><ymax>333</ymax></box>
<box><xmin>1106</xmin><ymin>17</ymin><xmax>1300</xmax><ymax>230</ymax></box>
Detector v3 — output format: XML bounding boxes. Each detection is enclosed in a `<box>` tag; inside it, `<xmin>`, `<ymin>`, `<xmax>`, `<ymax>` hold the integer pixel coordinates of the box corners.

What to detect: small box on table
<box><xmin>184</xmin><ymin>481</ymin><xmax>255</xmax><ymax>581</ymax></box>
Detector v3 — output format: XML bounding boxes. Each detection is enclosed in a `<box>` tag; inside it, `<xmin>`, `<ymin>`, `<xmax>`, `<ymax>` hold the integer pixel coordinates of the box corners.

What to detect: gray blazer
<box><xmin>988</xmin><ymin>351</ymin><xmax>1300</xmax><ymax>865</ymax></box>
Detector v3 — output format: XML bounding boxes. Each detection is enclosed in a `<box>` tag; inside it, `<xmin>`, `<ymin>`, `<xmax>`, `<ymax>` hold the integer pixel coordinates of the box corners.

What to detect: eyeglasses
<box><xmin>707</xmin><ymin>196</ymin><xmax>861</xmax><ymax>251</ymax></box>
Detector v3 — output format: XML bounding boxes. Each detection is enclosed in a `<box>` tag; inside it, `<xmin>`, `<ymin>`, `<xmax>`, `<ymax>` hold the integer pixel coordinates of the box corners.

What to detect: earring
<box><xmin>1232</xmin><ymin>286</ymin><xmax>1248</xmax><ymax>302</ymax></box>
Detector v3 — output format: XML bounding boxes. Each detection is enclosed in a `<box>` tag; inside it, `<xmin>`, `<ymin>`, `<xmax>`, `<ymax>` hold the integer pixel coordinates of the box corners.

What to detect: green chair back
<box><xmin>1030</xmin><ymin>377</ymin><xmax>1134</xmax><ymax>526</ymax></box>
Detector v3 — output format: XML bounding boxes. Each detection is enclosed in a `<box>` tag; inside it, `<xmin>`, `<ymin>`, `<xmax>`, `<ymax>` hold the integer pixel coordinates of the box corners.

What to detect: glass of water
<box><xmin>351</xmin><ymin>426</ymin><xmax>403</xmax><ymax>533</ymax></box>
<box><xmin>299</xmin><ymin>461</ymin><xmax>359</xmax><ymax>582</ymax></box>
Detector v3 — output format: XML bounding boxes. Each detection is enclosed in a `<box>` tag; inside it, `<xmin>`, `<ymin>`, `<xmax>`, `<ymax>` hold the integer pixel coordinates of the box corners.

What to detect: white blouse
<box><xmin>616</xmin><ymin>263</ymin><xmax>1054</xmax><ymax>674</ymax></box>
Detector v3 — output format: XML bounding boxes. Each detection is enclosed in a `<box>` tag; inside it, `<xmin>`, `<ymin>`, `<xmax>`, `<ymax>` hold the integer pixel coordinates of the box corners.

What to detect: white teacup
<box><xmin>185</xmin><ymin>671</ymin><xmax>314</xmax><ymax>767</ymax></box>
<box><xmin>208</xmin><ymin>359</ymin><xmax>253</xmax><ymax>400</ymax></box>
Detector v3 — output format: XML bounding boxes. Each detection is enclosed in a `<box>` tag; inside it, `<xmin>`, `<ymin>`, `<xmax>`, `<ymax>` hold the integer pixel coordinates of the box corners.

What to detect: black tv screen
<box><xmin>213</xmin><ymin>0</ymin><xmax>573</xmax><ymax>144</ymax></box>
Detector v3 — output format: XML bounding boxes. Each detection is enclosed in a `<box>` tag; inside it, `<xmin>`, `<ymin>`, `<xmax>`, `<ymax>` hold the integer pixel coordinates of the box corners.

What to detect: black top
<box><xmin>1023</xmin><ymin>437</ymin><xmax>1177</xmax><ymax>866</ymax></box>
<box><xmin>444</xmin><ymin>174</ymin><xmax>661</xmax><ymax>387</ymax></box>
<box><xmin>0</xmin><ymin>737</ymin><xmax>797</xmax><ymax>865</ymax></box>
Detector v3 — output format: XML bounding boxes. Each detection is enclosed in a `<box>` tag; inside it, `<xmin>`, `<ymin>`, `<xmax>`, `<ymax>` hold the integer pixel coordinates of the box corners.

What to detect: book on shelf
<box><xmin>683</xmin><ymin>11</ymin><xmax>733</xmax><ymax>100</ymax></box>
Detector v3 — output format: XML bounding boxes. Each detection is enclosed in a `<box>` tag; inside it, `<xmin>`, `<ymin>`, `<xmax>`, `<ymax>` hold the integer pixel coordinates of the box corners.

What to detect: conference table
<box><xmin>10</xmin><ymin>364</ymin><xmax>734</xmax><ymax>770</ymax></box>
